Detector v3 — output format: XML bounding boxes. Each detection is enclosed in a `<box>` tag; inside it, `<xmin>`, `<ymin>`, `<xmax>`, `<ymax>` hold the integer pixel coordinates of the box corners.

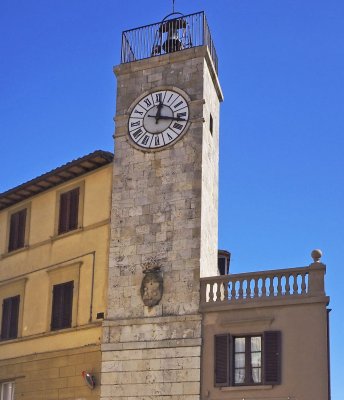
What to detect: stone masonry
<box><xmin>101</xmin><ymin>46</ymin><xmax>223</xmax><ymax>400</ymax></box>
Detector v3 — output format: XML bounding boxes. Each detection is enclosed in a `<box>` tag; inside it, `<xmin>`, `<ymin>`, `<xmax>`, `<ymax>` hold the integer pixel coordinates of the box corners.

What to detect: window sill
<box><xmin>51</xmin><ymin>227</ymin><xmax>83</xmax><ymax>241</ymax></box>
<box><xmin>1</xmin><ymin>245</ymin><xmax>29</xmax><ymax>259</ymax></box>
<box><xmin>0</xmin><ymin>321</ymin><xmax>102</xmax><ymax>345</ymax></box>
<box><xmin>220</xmin><ymin>385</ymin><xmax>272</xmax><ymax>392</ymax></box>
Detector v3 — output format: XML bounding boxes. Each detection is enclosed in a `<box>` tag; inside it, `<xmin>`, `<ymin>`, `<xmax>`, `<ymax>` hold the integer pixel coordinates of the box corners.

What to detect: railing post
<box><xmin>308</xmin><ymin>249</ymin><xmax>326</xmax><ymax>296</ymax></box>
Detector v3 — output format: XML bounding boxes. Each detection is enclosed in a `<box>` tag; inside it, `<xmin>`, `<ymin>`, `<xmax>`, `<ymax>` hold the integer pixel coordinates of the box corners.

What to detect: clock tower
<box><xmin>101</xmin><ymin>11</ymin><xmax>223</xmax><ymax>400</ymax></box>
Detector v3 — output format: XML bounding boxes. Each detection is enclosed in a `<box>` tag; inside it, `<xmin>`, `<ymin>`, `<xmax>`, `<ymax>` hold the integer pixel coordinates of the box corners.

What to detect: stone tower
<box><xmin>101</xmin><ymin>12</ymin><xmax>223</xmax><ymax>400</ymax></box>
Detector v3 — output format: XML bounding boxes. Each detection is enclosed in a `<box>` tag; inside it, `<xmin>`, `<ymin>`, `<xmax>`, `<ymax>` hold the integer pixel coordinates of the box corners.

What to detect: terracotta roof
<box><xmin>0</xmin><ymin>150</ymin><xmax>114</xmax><ymax>211</ymax></box>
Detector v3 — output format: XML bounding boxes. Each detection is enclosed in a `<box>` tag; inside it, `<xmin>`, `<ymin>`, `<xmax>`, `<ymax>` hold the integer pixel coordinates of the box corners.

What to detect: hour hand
<box><xmin>155</xmin><ymin>101</ymin><xmax>163</xmax><ymax>124</ymax></box>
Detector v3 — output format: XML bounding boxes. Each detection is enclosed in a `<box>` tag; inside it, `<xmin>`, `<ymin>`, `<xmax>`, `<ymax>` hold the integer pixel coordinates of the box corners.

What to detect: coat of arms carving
<box><xmin>140</xmin><ymin>257</ymin><xmax>163</xmax><ymax>307</ymax></box>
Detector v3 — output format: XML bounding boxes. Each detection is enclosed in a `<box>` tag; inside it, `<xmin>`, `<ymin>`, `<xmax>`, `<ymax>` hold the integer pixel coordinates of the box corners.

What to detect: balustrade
<box><xmin>200</xmin><ymin>262</ymin><xmax>326</xmax><ymax>306</ymax></box>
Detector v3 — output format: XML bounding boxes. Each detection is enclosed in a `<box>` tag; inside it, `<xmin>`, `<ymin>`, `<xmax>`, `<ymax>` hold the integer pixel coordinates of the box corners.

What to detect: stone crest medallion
<box><xmin>140</xmin><ymin>257</ymin><xmax>163</xmax><ymax>307</ymax></box>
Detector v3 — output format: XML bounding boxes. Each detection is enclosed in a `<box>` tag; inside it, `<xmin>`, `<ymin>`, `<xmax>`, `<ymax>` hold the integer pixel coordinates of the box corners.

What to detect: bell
<box><xmin>152</xmin><ymin>15</ymin><xmax>189</xmax><ymax>55</ymax></box>
<box><xmin>160</xmin><ymin>18</ymin><xmax>186</xmax><ymax>54</ymax></box>
<box><xmin>162</xmin><ymin>34</ymin><xmax>183</xmax><ymax>53</ymax></box>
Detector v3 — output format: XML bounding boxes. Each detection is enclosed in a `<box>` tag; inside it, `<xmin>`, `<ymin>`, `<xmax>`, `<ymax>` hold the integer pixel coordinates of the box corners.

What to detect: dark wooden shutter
<box><xmin>1</xmin><ymin>298</ymin><xmax>11</xmax><ymax>339</ymax></box>
<box><xmin>8</xmin><ymin>209</ymin><xmax>27</xmax><ymax>251</ymax></box>
<box><xmin>214</xmin><ymin>334</ymin><xmax>230</xmax><ymax>386</ymax></box>
<box><xmin>69</xmin><ymin>188</ymin><xmax>79</xmax><ymax>231</ymax></box>
<box><xmin>58</xmin><ymin>188</ymin><xmax>79</xmax><ymax>234</ymax></box>
<box><xmin>51</xmin><ymin>283</ymin><xmax>63</xmax><ymax>329</ymax></box>
<box><xmin>62</xmin><ymin>281</ymin><xmax>73</xmax><ymax>328</ymax></box>
<box><xmin>51</xmin><ymin>281</ymin><xmax>74</xmax><ymax>330</ymax></box>
<box><xmin>1</xmin><ymin>295</ymin><xmax>20</xmax><ymax>340</ymax></box>
<box><xmin>58</xmin><ymin>192</ymin><xmax>69</xmax><ymax>234</ymax></box>
<box><xmin>264</xmin><ymin>331</ymin><xmax>282</xmax><ymax>385</ymax></box>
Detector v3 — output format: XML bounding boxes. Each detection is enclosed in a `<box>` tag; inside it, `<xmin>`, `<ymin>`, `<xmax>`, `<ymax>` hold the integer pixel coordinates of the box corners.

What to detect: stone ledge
<box><xmin>103</xmin><ymin>314</ymin><xmax>202</xmax><ymax>327</ymax></box>
<box><xmin>114</xmin><ymin>47</ymin><xmax>204</xmax><ymax>76</ymax></box>
<box><xmin>200</xmin><ymin>295</ymin><xmax>330</xmax><ymax>313</ymax></box>
<box><xmin>220</xmin><ymin>384</ymin><xmax>273</xmax><ymax>392</ymax></box>
<box><xmin>101</xmin><ymin>338</ymin><xmax>202</xmax><ymax>351</ymax></box>
<box><xmin>0</xmin><ymin>343</ymin><xmax>100</xmax><ymax>366</ymax></box>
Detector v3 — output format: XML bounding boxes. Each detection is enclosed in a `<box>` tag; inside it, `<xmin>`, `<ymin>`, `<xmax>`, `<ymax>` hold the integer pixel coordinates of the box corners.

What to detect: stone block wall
<box><xmin>103</xmin><ymin>47</ymin><xmax>223</xmax><ymax>400</ymax></box>
<box><xmin>108</xmin><ymin>46</ymin><xmax>222</xmax><ymax>320</ymax></box>
<box><xmin>101</xmin><ymin>315</ymin><xmax>201</xmax><ymax>400</ymax></box>
<box><xmin>0</xmin><ymin>345</ymin><xmax>101</xmax><ymax>400</ymax></box>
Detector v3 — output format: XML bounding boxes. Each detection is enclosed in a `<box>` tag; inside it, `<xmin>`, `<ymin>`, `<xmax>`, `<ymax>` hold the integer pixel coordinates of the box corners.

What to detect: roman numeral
<box><xmin>177</xmin><ymin>112</ymin><xmax>187</xmax><ymax>118</ymax></box>
<box><xmin>167</xmin><ymin>94</ymin><xmax>174</xmax><ymax>103</ymax></box>
<box><xmin>141</xmin><ymin>135</ymin><xmax>150</xmax><ymax>145</ymax></box>
<box><xmin>134</xmin><ymin>109</ymin><xmax>144</xmax><ymax>115</ymax></box>
<box><xmin>144</xmin><ymin>98</ymin><xmax>152</xmax><ymax>107</ymax></box>
<box><xmin>173</xmin><ymin>101</ymin><xmax>183</xmax><ymax>109</ymax></box>
<box><xmin>132</xmin><ymin>128</ymin><xmax>143</xmax><ymax>139</ymax></box>
<box><xmin>155</xmin><ymin>136</ymin><xmax>160</xmax><ymax>146</ymax></box>
<box><xmin>173</xmin><ymin>122</ymin><xmax>183</xmax><ymax>131</ymax></box>
<box><xmin>130</xmin><ymin>121</ymin><xmax>141</xmax><ymax>127</ymax></box>
<box><xmin>167</xmin><ymin>133</ymin><xmax>173</xmax><ymax>140</ymax></box>
<box><xmin>155</xmin><ymin>93</ymin><xmax>162</xmax><ymax>103</ymax></box>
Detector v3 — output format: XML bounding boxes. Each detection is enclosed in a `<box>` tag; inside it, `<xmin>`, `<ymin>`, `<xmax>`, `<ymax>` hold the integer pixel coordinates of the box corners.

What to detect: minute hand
<box><xmin>147</xmin><ymin>115</ymin><xmax>186</xmax><ymax>122</ymax></box>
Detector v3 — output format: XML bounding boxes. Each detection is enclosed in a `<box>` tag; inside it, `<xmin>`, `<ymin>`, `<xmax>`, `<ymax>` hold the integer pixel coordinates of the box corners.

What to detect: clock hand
<box><xmin>155</xmin><ymin>101</ymin><xmax>163</xmax><ymax>124</ymax></box>
<box><xmin>147</xmin><ymin>115</ymin><xmax>186</xmax><ymax>122</ymax></box>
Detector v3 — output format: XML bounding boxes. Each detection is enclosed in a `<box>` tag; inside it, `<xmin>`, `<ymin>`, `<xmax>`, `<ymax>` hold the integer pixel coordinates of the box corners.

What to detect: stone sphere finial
<box><xmin>311</xmin><ymin>249</ymin><xmax>322</xmax><ymax>262</ymax></box>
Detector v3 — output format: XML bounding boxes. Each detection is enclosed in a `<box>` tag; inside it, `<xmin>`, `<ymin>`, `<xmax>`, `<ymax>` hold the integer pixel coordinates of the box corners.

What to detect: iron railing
<box><xmin>121</xmin><ymin>11</ymin><xmax>218</xmax><ymax>74</ymax></box>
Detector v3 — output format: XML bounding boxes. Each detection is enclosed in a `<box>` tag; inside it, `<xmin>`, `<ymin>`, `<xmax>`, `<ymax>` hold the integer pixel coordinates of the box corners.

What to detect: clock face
<box><xmin>128</xmin><ymin>90</ymin><xmax>189</xmax><ymax>150</ymax></box>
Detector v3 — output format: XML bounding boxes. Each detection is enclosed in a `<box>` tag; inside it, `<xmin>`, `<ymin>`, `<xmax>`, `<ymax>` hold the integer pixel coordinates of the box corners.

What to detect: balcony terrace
<box><xmin>200</xmin><ymin>250</ymin><xmax>328</xmax><ymax>311</ymax></box>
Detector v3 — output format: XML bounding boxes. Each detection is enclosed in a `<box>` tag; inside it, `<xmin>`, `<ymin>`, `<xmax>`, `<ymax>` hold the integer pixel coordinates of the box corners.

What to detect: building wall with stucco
<box><xmin>0</xmin><ymin>163</ymin><xmax>112</xmax><ymax>399</ymax></box>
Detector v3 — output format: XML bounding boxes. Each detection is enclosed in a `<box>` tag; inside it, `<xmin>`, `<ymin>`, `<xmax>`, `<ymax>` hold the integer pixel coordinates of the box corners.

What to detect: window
<box><xmin>8</xmin><ymin>209</ymin><xmax>27</xmax><ymax>252</ymax></box>
<box><xmin>218</xmin><ymin>251</ymin><xmax>230</xmax><ymax>275</ymax></box>
<box><xmin>58</xmin><ymin>187</ymin><xmax>80</xmax><ymax>234</ymax></box>
<box><xmin>214</xmin><ymin>331</ymin><xmax>281</xmax><ymax>387</ymax></box>
<box><xmin>1</xmin><ymin>295</ymin><xmax>20</xmax><ymax>341</ymax></box>
<box><xmin>1</xmin><ymin>382</ymin><xmax>15</xmax><ymax>400</ymax></box>
<box><xmin>210</xmin><ymin>113</ymin><xmax>213</xmax><ymax>135</ymax></box>
<box><xmin>51</xmin><ymin>281</ymin><xmax>74</xmax><ymax>330</ymax></box>
<box><xmin>234</xmin><ymin>336</ymin><xmax>262</xmax><ymax>384</ymax></box>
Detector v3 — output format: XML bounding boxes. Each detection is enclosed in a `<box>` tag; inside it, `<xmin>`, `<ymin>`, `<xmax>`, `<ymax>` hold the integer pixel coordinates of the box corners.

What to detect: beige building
<box><xmin>0</xmin><ymin>10</ymin><xmax>330</xmax><ymax>400</ymax></box>
<box><xmin>201</xmin><ymin>252</ymin><xmax>330</xmax><ymax>400</ymax></box>
<box><xmin>0</xmin><ymin>151</ymin><xmax>113</xmax><ymax>400</ymax></box>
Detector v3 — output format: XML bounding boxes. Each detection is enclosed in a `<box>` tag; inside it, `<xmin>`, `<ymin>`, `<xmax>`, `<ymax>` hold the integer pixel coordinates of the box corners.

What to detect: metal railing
<box><xmin>121</xmin><ymin>11</ymin><xmax>218</xmax><ymax>74</ymax></box>
<box><xmin>200</xmin><ymin>262</ymin><xmax>326</xmax><ymax>307</ymax></box>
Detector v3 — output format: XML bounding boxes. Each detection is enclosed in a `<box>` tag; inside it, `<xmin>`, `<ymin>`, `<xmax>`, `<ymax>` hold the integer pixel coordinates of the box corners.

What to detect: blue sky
<box><xmin>1</xmin><ymin>0</ymin><xmax>343</xmax><ymax>397</ymax></box>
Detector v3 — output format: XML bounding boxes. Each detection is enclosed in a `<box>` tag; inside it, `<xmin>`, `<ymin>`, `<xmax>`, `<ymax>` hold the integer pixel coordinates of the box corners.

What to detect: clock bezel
<box><xmin>127</xmin><ymin>86</ymin><xmax>191</xmax><ymax>152</ymax></box>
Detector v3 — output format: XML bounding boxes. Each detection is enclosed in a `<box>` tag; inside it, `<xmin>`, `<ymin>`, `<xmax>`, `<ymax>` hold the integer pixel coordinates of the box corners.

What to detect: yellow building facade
<box><xmin>0</xmin><ymin>151</ymin><xmax>113</xmax><ymax>400</ymax></box>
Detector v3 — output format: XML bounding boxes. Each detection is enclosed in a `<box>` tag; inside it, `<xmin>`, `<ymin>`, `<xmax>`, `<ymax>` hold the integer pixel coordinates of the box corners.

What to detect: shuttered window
<box><xmin>1</xmin><ymin>295</ymin><xmax>20</xmax><ymax>340</ymax></box>
<box><xmin>8</xmin><ymin>209</ymin><xmax>27</xmax><ymax>252</ymax></box>
<box><xmin>51</xmin><ymin>281</ymin><xmax>74</xmax><ymax>330</ymax></box>
<box><xmin>58</xmin><ymin>187</ymin><xmax>79</xmax><ymax>235</ymax></box>
<box><xmin>214</xmin><ymin>331</ymin><xmax>281</xmax><ymax>387</ymax></box>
